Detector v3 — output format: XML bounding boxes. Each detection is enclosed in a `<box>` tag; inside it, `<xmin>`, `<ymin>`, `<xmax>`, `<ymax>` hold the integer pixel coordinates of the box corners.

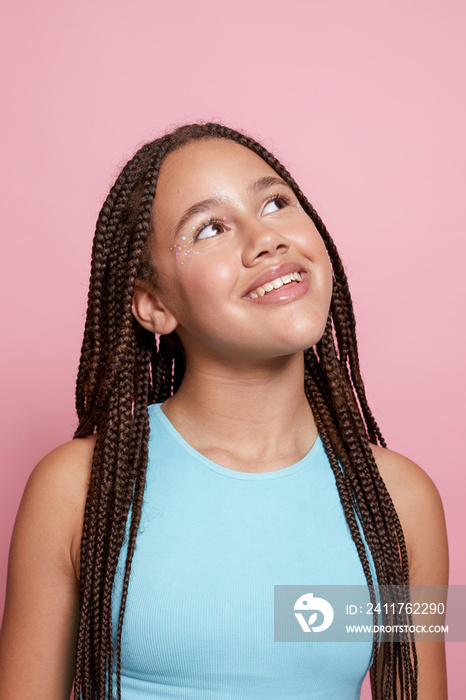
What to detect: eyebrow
<box><xmin>248</xmin><ymin>175</ymin><xmax>290</xmax><ymax>195</ymax></box>
<box><xmin>172</xmin><ymin>175</ymin><xmax>291</xmax><ymax>238</ymax></box>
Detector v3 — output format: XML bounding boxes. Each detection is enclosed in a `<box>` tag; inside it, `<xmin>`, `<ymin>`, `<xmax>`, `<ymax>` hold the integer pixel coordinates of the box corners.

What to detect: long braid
<box><xmin>75</xmin><ymin>144</ymin><xmax>154</xmax><ymax>431</ymax></box>
<box><xmin>74</xmin><ymin>122</ymin><xmax>416</xmax><ymax>698</ymax></box>
<box><xmin>74</xmin><ymin>141</ymin><xmax>173</xmax><ymax>697</ymax></box>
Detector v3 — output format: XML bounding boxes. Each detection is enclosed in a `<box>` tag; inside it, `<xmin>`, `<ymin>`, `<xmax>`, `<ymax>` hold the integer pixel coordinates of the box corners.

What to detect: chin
<box><xmin>285</xmin><ymin>321</ymin><xmax>328</xmax><ymax>352</ymax></box>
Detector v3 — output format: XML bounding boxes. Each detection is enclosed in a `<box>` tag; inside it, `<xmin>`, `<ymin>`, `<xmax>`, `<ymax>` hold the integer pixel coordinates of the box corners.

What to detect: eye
<box><xmin>196</xmin><ymin>218</ymin><xmax>226</xmax><ymax>241</ymax></box>
<box><xmin>262</xmin><ymin>194</ymin><xmax>292</xmax><ymax>215</ymax></box>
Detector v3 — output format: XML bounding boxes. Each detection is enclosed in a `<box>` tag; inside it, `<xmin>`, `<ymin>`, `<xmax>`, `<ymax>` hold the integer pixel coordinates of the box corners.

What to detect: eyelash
<box><xmin>194</xmin><ymin>193</ymin><xmax>293</xmax><ymax>241</ymax></box>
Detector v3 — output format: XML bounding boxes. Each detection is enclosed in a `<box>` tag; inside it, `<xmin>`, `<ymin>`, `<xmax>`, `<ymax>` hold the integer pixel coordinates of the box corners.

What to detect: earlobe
<box><xmin>132</xmin><ymin>281</ymin><xmax>179</xmax><ymax>335</ymax></box>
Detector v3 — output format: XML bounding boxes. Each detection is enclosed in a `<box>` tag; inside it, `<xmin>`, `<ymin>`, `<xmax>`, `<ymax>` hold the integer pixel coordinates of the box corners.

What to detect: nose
<box><xmin>240</xmin><ymin>217</ymin><xmax>290</xmax><ymax>266</ymax></box>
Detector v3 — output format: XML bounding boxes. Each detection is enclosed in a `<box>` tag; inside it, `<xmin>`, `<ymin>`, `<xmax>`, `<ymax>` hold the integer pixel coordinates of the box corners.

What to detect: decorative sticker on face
<box><xmin>169</xmin><ymin>227</ymin><xmax>200</xmax><ymax>264</ymax></box>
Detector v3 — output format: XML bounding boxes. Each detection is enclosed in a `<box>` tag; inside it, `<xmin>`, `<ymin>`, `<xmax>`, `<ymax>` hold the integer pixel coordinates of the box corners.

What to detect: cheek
<box><xmin>300</xmin><ymin>222</ymin><xmax>333</xmax><ymax>275</ymax></box>
<box><xmin>167</xmin><ymin>257</ymin><xmax>226</xmax><ymax>315</ymax></box>
<box><xmin>308</xmin><ymin>234</ymin><xmax>333</xmax><ymax>309</ymax></box>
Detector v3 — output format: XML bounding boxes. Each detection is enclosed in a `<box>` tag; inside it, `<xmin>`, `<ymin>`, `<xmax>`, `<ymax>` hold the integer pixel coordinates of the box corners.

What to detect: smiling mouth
<box><xmin>245</xmin><ymin>271</ymin><xmax>303</xmax><ymax>299</ymax></box>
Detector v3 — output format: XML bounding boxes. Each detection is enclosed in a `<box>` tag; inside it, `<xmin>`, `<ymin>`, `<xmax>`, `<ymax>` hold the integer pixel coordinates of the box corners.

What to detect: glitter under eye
<box><xmin>169</xmin><ymin>236</ymin><xmax>201</xmax><ymax>264</ymax></box>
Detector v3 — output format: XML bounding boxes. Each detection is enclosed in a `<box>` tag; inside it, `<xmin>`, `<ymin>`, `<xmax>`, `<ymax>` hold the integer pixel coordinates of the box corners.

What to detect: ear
<box><xmin>132</xmin><ymin>280</ymin><xmax>179</xmax><ymax>335</ymax></box>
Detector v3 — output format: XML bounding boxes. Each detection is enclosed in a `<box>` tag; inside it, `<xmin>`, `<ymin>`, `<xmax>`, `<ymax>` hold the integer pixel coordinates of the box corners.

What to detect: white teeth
<box><xmin>247</xmin><ymin>271</ymin><xmax>303</xmax><ymax>298</ymax></box>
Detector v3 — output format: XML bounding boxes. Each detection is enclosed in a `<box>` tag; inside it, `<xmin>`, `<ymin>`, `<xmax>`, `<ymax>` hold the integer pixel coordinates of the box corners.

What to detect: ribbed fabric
<box><xmin>110</xmin><ymin>402</ymin><xmax>377</xmax><ymax>699</ymax></box>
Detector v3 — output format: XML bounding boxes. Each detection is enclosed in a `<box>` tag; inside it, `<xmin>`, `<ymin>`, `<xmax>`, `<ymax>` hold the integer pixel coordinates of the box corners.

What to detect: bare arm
<box><xmin>0</xmin><ymin>436</ymin><xmax>95</xmax><ymax>700</ymax></box>
<box><xmin>369</xmin><ymin>445</ymin><xmax>449</xmax><ymax>699</ymax></box>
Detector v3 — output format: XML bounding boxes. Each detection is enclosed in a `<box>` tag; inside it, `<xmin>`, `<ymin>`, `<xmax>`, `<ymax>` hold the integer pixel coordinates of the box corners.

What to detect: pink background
<box><xmin>1</xmin><ymin>1</ymin><xmax>464</xmax><ymax>695</ymax></box>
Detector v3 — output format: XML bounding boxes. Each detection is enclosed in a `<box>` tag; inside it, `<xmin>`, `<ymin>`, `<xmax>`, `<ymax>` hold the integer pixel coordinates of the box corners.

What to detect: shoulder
<box><xmin>369</xmin><ymin>443</ymin><xmax>449</xmax><ymax>585</ymax></box>
<box><xmin>16</xmin><ymin>434</ymin><xmax>97</xmax><ymax>580</ymax></box>
<box><xmin>0</xmin><ymin>436</ymin><xmax>96</xmax><ymax>696</ymax></box>
<box><xmin>368</xmin><ymin>443</ymin><xmax>444</xmax><ymax>520</ymax></box>
<box><xmin>22</xmin><ymin>434</ymin><xmax>96</xmax><ymax>518</ymax></box>
<box><xmin>26</xmin><ymin>433</ymin><xmax>96</xmax><ymax>494</ymax></box>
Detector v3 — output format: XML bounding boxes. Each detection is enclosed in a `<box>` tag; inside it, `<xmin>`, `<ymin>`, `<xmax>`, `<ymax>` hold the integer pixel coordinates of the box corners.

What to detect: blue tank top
<box><xmin>110</xmin><ymin>402</ymin><xmax>377</xmax><ymax>699</ymax></box>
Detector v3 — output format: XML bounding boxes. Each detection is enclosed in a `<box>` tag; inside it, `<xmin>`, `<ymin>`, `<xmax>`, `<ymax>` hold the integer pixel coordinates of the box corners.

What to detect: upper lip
<box><xmin>243</xmin><ymin>261</ymin><xmax>306</xmax><ymax>297</ymax></box>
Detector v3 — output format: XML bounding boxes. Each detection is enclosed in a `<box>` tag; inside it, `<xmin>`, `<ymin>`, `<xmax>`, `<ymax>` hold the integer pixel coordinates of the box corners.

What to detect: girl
<box><xmin>0</xmin><ymin>123</ymin><xmax>448</xmax><ymax>699</ymax></box>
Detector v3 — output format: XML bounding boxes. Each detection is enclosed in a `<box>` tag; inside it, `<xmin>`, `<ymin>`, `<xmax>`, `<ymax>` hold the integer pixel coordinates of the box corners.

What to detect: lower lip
<box><xmin>244</xmin><ymin>273</ymin><xmax>310</xmax><ymax>305</ymax></box>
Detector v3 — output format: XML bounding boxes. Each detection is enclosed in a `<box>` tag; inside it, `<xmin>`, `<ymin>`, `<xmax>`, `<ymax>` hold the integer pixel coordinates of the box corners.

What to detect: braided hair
<box><xmin>73</xmin><ymin>123</ymin><xmax>417</xmax><ymax>699</ymax></box>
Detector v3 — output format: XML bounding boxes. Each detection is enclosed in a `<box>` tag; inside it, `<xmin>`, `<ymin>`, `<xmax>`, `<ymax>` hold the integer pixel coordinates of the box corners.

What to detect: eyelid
<box><xmin>262</xmin><ymin>192</ymin><xmax>292</xmax><ymax>213</ymax></box>
<box><xmin>195</xmin><ymin>217</ymin><xmax>227</xmax><ymax>240</ymax></box>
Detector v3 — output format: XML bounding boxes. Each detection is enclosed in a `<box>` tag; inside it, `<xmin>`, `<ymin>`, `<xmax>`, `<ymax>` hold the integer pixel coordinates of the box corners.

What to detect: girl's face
<box><xmin>145</xmin><ymin>138</ymin><xmax>333</xmax><ymax>366</ymax></box>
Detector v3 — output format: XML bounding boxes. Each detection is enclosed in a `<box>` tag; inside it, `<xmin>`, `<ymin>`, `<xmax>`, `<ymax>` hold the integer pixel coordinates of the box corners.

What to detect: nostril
<box><xmin>257</xmin><ymin>242</ymin><xmax>288</xmax><ymax>257</ymax></box>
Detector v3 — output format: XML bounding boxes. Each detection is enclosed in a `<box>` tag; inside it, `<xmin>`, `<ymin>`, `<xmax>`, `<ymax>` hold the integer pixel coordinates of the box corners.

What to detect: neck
<box><xmin>161</xmin><ymin>351</ymin><xmax>317</xmax><ymax>466</ymax></box>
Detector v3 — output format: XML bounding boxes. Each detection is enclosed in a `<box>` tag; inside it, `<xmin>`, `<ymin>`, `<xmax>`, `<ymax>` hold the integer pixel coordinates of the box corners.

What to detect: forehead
<box><xmin>153</xmin><ymin>138</ymin><xmax>280</xmax><ymax>217</ymax></box>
